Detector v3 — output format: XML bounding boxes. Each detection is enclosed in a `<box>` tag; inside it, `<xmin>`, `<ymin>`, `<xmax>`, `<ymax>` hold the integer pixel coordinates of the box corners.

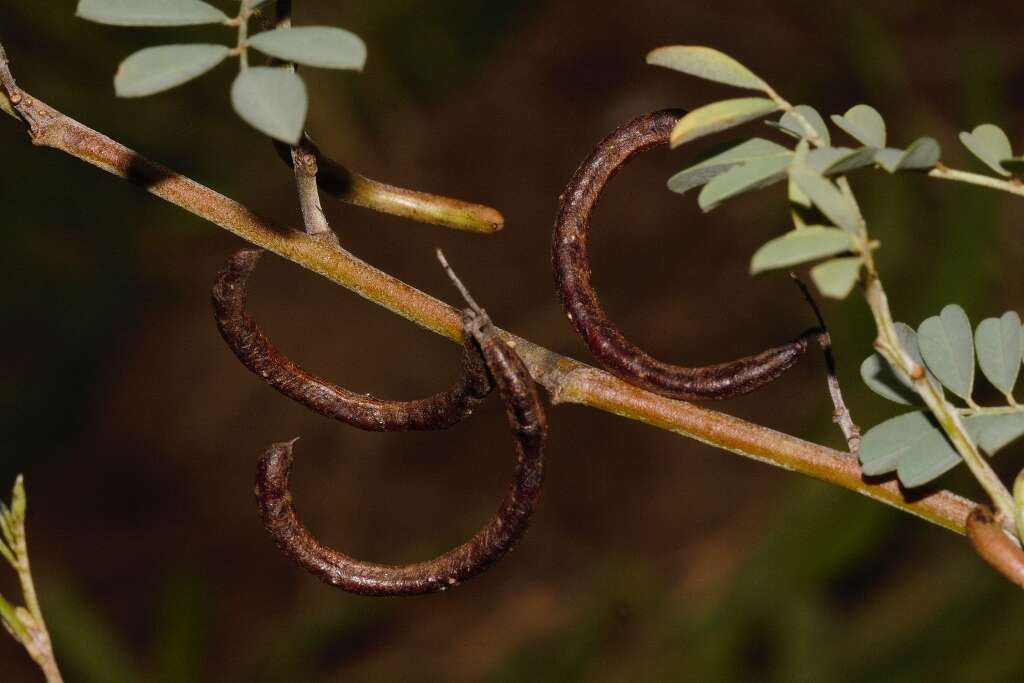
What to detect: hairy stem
<box><xmin>0</xmin><ymin>56</ymin><xmax>976</xmax><ymax>536</ymax></box>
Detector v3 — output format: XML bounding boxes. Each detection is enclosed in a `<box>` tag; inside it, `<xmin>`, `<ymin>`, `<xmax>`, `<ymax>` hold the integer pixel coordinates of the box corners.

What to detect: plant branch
<box><xmin>273</xmin><ymin>137</ymin><xmax>505</xmax><ymax>233</ymax></box>
<box><xmin>929</xmin><ymin>163</ymin><xmax>1024</xmax><ymax>198</ymax></box>
<box><xmin>0</xmin><ymin>50</ymin><xmax>976</xmax><ymax>536</ymax></box>
<box><xmin>0</xmin><ymin>477</ymin><xmax>63</xmax><ymax>683</ymax></box>
<box><xmin>270</xmin><ymin>1</ymin><xmax>335</xmax><ymax>241</ymax></box>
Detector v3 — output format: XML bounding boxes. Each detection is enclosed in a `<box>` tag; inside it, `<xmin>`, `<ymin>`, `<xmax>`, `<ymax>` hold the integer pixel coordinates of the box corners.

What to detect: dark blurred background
<box><xmin>2</xmin><ymin>1</ymin><xmax>1024</xmax><ymax>680</ymax></box>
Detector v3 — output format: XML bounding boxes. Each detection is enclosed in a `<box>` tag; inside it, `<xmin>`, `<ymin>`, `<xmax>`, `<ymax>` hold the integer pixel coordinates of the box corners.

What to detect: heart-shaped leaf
<box><xmin>697</xmin><ymin>154</ymin><xmax>791</xmax><ymax>211</ymax></box>
<box><xmin>959</xmin><ymin>124</ymin><xmax>1013</xmax><ymax>177</ymax></box>
<box><xmin>231</xmin><ymin>67</ymin><xmax>308</xmax><ymax>144</ymax></box>
<box><xmin>77</xmin><ymin>0</ymin><xmax>227</xmax><ymax>26</ymax></box>
<box><xmin>918</xmin><ymin>304</ymin><xmax>975</xmax><ymax>401</ymax></box>
<box><xmin>831</xmin><ymin>105</ymin><xmax>886</xmax><ymax>148</ymax></box>
<box><xmin>861</xmin><ymin>354</ymin><xmax>920</xmax><ymax>405</ymax></box>
<box><xmin>646</xmin><ymin>46</ymin><xmax>769</xmax><ymax>92</ymax></box>
<box><xmin>975</xmin><ymin>311</ymin><xmax>1022</xmax><ymax>397</ymax></box>
<box><xmin>670</xmin><ymin>98</ymin><xmax>779</xmax><ymax>147</ymax></box>
<box><xmin>750</xmin><ymin>226</ymin><xmax>853</xmax><ymax>274</ymax></box>
<box><xmin>810</xmin><ymin>257</ymin><xmax>862</xmax><ymax>299</ymax></box>
<box><xmin>861</xmin><ymin>323</ymin><xmax>942</xmax><ymax>405</ymax></box>
<box><xmin>966</xmin><ymin>413</ymin><xmax>1024</xmax><ymax>456</ymax></box>
<box><xmin>115</xmin><ymin>44</ymin><xmax>230</xmax><ymax>97</ymax></box>
<box><xmin>247</xmin><ymin>26</ymin><xmax>367</xmax><ymax>70</ymax></box>
<box><xmin>860</xmin><ymin>411</ymin><xmax>961</xmax><ymax>488</ymax></box>
<box><xmin>667</xmin><ymin>138</ymin><xmax>790</xmax><ymax>195</ymax></box>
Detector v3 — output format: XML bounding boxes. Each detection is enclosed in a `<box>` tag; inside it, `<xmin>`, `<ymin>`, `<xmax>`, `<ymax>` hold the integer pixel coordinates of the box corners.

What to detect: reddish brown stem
<box><xmin>966</xmin><ymin>506</ymin><xmax>1024</xmax><ymax>589</ymax></box>
<box><xmin>552</xmin><ymin>109</ymin><xmax>812</xmax><ymax>400</ymax></box>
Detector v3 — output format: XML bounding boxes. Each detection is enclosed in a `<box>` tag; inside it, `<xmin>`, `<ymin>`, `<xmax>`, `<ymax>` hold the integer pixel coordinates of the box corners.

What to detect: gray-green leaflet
<box><xmin>859</xmin><ymin>305</ymin><xmax>1024</xmax><ymax>487</ymax></box>
<box><xmin>78</xmin><ymin>0</ymin><xmax>367</xmax><ymax>144</ymax></box>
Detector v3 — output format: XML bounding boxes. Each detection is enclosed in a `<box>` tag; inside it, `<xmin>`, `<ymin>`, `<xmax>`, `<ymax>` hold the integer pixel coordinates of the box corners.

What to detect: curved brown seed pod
<box><xmin>552</xmin><ymin>109</ymin><xmax>811</xmax><ymax>401</ymax></box>
<box><xmin>966</xmin><ymin>506</ymin><xmax>1024</xmax><ymax>589</ymax></box>
<box><xmin>255</xmin><ymin>308</ymin><xmax>547</xmax><ymax>596</ymax></box>
<box><xmin>212</xmin><ymin>249</ymin><xmax>492</xmax><ymax>431</ymax></box>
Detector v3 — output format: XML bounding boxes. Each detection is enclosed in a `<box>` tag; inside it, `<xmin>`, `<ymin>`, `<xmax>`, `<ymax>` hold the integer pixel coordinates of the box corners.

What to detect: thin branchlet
<box><xmin>552</xmin><ymin>110</ymin><xmax>814</xmax><ymax>401</ymax></box>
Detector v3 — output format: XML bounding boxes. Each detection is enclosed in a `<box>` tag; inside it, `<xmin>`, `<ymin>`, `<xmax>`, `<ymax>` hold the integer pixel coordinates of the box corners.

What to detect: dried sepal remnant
<box><xmin>552</xmin><ymin>109</ymin><xmax>811</xmax><ymax>401</ymax></box>
<box><xmin>255</xmin><ymin>308</ymin><xmax>547</xmax><ymax>596</ymax></box>
<box><xmin>966</xmin><ymin>506</ymin><xmax>1024</xmax><ymax>589</ymax></box>
<box><xmin>212</xmin><ymin>249</ymin><xmax>493</xmax><ymax>431</ymax></box>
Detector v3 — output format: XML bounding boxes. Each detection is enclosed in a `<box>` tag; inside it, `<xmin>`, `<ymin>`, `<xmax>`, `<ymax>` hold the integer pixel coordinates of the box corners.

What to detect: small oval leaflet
<box><xmin>874</xmin><ymin>138</ymin><xmax>942</xmax><ymax>173</ymax></box>
<box><xmin>830</xmin><ymin>104</ymin><xmax>886</xmax><ymax>148</ymax></box>
<box><xmin>917</xmin><ymin>304</ymin><xmax>975</xmax><ymax>401</ymax></box>
<box><xmin>810</xmin><ymin>147</ymin><xmax>877</xmax><ymax>176</ymax></box>
<box><xmin>810</xmin><ymin>257</ymin><xmax>861</xmax><ymax>299</ymax></box>
<box><xmin>790</xmin><ymin>165</ymin><xmax>860</xmax><ymax>234</ymax></box>
<box><xmin>749</xmin><ymin>226</ymin><xmax>853</xmax><ymax>274</ymax></box>
<box><xmin>76</xmin><ymin>0</ymin><xmax>228</xmax><ymax>26</ymax></box>
<box><xmin>669</xmin><ymin>98</ymin><xmax>779</xmax><ymax>147</ymax></box>
<box><xmin>861</xmin><ymin>353</ymin><xmax>919</xmax><ymax>405</ymax></box>
<box><xmin>247</xmin><ymin>26</ymin><xmax>367</xmax><ymax>71</ymax></box>
<box><xmin>231</xmin><ymin>67</ymin><xmax>308</xmax><ymax>145</ymax></box>
<box><xmin>966</xmin><ymin>413</ymin><xmax>1024</xmax><ymax>456</ymax></box>
<box><xmin>646</xmin><ymin>46</ymin><xmax>769</xmax><ymax>92</ymax></box>
<box><xmin>974</xmin><ymin>311</ymin><xmax>1022</xmax><ymax>397</ymax></box>
<box><xmin>115</xmin><ymin>44</ymin><xmax>230</xmax><ymax>98</ymax></box>
<box><xmin>697</xmin><ymin>154</ymin><xmax>790</xmax><ymax>212</ymax></box>
<box><xmin>862</xmin><ymin>322</ymin><xmax>944</xmax><ymax>404</ymax></box>
<box><xmin>959</xmin><ymin>124</ymin><xmax>1013</xmax><ymax>177</ymax></box>
<box><xmin>776</xmin><ymin>105</ymin><xmax>830</xmax><ymax>146</ymax></box>
<box><xmin>667</xmin><ymin>138</ymin><xmax>790</xmax><ymax>195</ymax></box>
